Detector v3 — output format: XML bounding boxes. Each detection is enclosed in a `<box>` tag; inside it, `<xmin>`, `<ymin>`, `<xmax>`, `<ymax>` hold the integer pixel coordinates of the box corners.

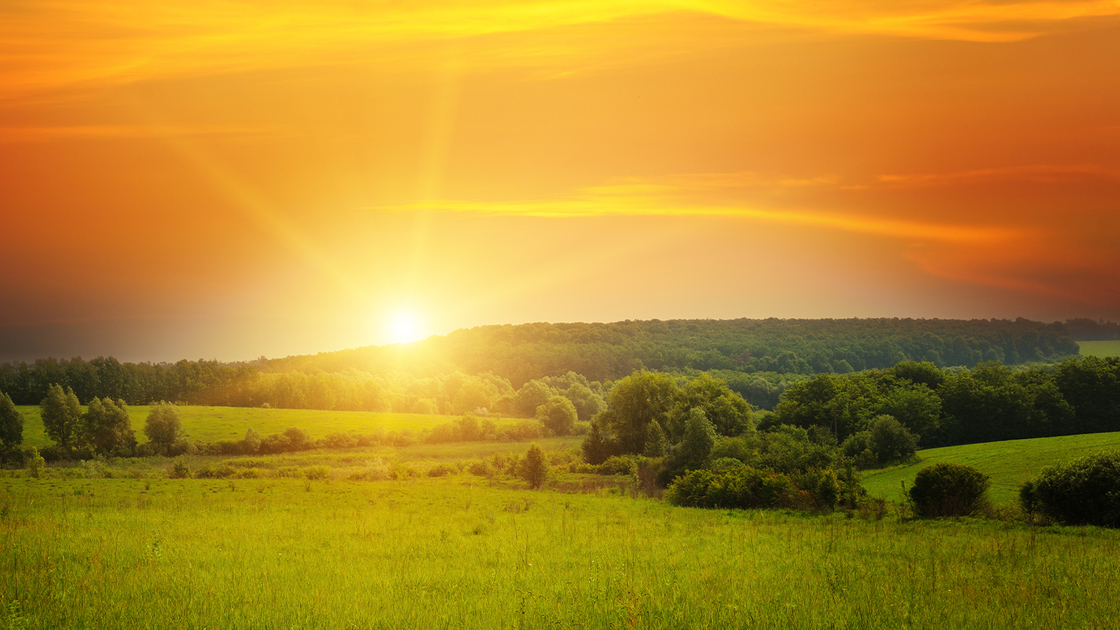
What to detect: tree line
<box><xmin>0</xmin><ymin>317</ymin><xmax>1089</xmax><ymax>415</ymax></box>
<box><xmin>770</xmin><ymin>356</ymin><xmax>1120</xmax><ymax>449</ymax></box>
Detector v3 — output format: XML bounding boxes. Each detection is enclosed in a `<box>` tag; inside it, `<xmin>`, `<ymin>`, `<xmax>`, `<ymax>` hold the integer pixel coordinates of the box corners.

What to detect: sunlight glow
<box><xmin>387</xmin><ymin>310</ymin><xmax>424</xmax><ymax>345</ymax></box>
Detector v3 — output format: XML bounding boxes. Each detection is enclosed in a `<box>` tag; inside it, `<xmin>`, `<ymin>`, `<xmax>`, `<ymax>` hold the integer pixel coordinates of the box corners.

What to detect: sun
<box><xmin>387</xmin><ymin>310</ymin><xmax>424</xmax><ymax>345</ymax></box>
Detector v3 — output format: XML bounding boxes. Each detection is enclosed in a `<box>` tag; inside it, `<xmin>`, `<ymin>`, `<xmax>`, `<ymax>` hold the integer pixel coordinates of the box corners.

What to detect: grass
<box><xmin>15</xmin><ymin>405</ymin><xmax>526</xmax><ymax>447</ymax></box>
<box><xmin>1077</xmin><ymin>340</ymin><xmax>1120</xmax><ymax>357</ymax></box>
<box><xmin>3</xmin><ymin>475</ymin><xmax>1120</xmax><ymax>629</ymax></box>
<box><xmin>862</xmin><ymin>431</ymin><xmax>1120</xmax><ymax>504</ymax></box>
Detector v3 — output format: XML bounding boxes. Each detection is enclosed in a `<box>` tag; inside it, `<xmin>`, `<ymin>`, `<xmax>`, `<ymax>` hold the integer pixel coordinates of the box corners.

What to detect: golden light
<box><xmin>386</xmin><ymin>309</ymin><xmax>424</xmax><ymax>345</ymax></box>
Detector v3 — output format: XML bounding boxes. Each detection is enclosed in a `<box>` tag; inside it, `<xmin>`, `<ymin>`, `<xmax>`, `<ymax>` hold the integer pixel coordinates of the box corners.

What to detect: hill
<box><xmin>862</xmin><ymin>432</ymin><xmax>1120</xmax><ymax>504</ymax></box>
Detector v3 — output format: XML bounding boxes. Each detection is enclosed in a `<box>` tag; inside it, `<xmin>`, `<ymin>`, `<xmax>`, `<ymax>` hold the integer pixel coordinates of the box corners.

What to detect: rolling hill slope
<box><xmin>862</xmin><ymin>432</ymin><xmax>1120</xmax><ymax>504</ymax></box>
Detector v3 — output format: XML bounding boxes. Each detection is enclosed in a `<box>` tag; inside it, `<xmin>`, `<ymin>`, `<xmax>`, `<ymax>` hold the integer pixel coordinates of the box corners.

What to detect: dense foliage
<box><xmin>773</xmin><ymin>357</ymin><xmax>1120</xmax><ymax>450</ymax></box>
<box><xmin>1021</xmin><ymin>450</ymin><xmax>1120</xmax><ymax>527</ymax></box>
<box><xmin>909</xmin><ymin>463</ymin><xmax>990</xmax><ymax>518</ymax></box>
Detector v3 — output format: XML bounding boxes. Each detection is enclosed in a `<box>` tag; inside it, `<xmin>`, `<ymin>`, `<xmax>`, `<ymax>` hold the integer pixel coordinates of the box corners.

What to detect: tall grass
<box><xmin>3</xmin><ymin>476</ymin><xmax>1119</xmax><ymax>629</ymax></box>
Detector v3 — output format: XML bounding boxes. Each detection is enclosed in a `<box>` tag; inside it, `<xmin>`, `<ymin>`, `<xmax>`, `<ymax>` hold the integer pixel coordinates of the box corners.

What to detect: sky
<box><xmin>1</xmin><ymin>0</ymin><xmax>1119</xmax><ymax>363</ymax></box>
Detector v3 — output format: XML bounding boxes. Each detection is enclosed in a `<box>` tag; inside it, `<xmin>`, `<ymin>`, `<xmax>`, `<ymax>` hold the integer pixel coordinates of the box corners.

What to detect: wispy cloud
<box><xmin>0</xmin><ymin>124</ymin><xmax>270</xmax><ymax>142</ymax></box>
<box><xmin>879</xmin><ymin>164</ymin><xmax>1120</xmax><ymax>187</ymax></box>
<box><xmin>3</xmin><ymin>0</ymin><xmax>1118</xmax><ymax>98</ymax></box>
<box><xmin>382</xmin><ymin>179</ymin><xmax>1022</xmax><ymax>244</ymax></box>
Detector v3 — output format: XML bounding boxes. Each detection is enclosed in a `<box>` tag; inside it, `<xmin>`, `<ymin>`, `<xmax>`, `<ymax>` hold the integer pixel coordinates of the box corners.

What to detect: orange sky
<box><xmin>2</xmin><ymin>1</ymin><xmax>1119</xmax><ymax>362</ymax></box>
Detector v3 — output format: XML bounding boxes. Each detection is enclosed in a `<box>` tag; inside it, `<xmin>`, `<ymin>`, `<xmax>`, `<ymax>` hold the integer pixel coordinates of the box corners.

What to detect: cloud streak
<box><xmin>3</xmin><ymin>0</ymin><xmax>1119</xmax><ymax>99</ymax></box>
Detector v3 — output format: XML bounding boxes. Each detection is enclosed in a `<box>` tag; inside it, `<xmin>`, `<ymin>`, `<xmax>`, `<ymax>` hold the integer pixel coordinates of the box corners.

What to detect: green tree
<box><xmin>520</xmin><ymin>443</ymin><xmax>548</xmax><ymax>489</ymax></box>
<box><xmin>0</xmin><ymin>392</ymin><xmax>23</xmax><ymax>454</ymax></box>
<box><xmin>513</xmin><ymin>380</ymin><xmax>553</xmax><ymax>417</ymax></box>
<box><xmin>85</xmin><ymin>397</ymin><xmax>135</xmax><ymax>455</ymax></box>
<box><xmin>40</xmin><ymin>384</ymin><xmax>83</xmax><ymax>452</ymax></box>
<box><xmin>593</xmin><ymin>371</ymin><xmax>680</xmax><ymax>455</ymax></box>
<box><xmin>675</xmin><ymin>373</ymin><xmax>753</xmax><ymax>438</ymax></box>
<box><xmin>644</xmin><ymin>420</ymin><xmax>668</xmax><ymax>457</ymax></box>
<box><xmin>909</xmin><ymin>463</ymin><xmax>989</xmax><ymax>518</ymax></box>
<box><xmin>242</xmin><ymin>427</ymin><xmax>261</xmax><ymax>454</ymax></box>
<box><xmin>144</xmin><ymin>402</ymin><xmax>182</xmax><ymax>452</ymax></box>
<box><xmin>677</xmin><ymin>408</ymin><xmax>717</xmax><ymax>471</ymax></box>
<box><xmin>536</xmin><ymin>395</ymin><xmax>577</xmax><ymax>436</ymax></box>
<box><xmin>867</xmin><ymin>414</ymin><xmax>918</xmax><ymax>464</ymax></box>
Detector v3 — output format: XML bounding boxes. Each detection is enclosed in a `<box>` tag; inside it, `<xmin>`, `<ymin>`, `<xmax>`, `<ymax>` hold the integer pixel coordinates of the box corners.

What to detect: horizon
<box><xmin>3</xmin><ymin>2</ymin><xmax>1119</xmax><ymax>364</ymax></box>
<box><xmin>0</xmin><ymin>314</ymin><xmax>1108</xmax><ymax>366</ymax></box>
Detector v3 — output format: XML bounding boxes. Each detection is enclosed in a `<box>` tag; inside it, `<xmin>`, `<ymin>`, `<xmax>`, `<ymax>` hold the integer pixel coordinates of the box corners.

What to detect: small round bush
<box><xmin>1027</xmin><ymin>450</ymin><xmax>1120</xmax><ymax>527</ymax></box>
<box><xmin>909</xmin><ymin>462</ymin><xmax>989</xmax><ymax>518</ymax></box>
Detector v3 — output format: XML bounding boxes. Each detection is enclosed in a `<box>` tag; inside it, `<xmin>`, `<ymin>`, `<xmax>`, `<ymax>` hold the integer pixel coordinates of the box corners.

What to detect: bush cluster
<box><xmin>665</xmin><ymin>465</ymin><xmax>841</xmax><ymax>511</ymax></box>
<box><xmin>1021</xmin><ymin>450</ymin><xmax>1120</xmax><ymax>527</ymax></box>
<box><xmin>908</xmin><ymin>463</ymin><xmax>990</xmax><ymax>518</ymax></box>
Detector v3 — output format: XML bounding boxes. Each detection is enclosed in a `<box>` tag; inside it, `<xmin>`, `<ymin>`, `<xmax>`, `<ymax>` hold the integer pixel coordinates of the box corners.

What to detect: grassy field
<box><xmin>862</xmin><ymin>431</ymin><xmax>1120</xmax><ymax>504</ymax></box>
<box><xmin>1077</xmin><ymin>340</ymin><xmax>1120</xmax><ymax>357</ymax></box>
<box><xmin>3</xmin><ymin>475</ymin><xmax>1120</xmax><ymax>629</ymax></box>
<box><xmin>15</xmin><ymin>405</ymin><xmax>525</xmax><ymax>447</ymax></box>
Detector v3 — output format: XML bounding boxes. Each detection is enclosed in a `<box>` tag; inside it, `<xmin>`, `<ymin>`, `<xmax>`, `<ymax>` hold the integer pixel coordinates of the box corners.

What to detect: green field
<box><xmin>1077</xmin><ymin>340</ymin><xmax>1120</xmax><ymax>357</ymax></box>
<box><xmin>3</xmin><ymin>475</ymin><xmax>1120</xmax><ymax>629</ymax></box>
<box><xmin>862</xmin><ymin>432</ymin><xmax>1120</xmax><ymax>504</ymax></box>
<box><xmin>16</xmin><ymin>405</ymin><xmax>525</xmax><ymax>448</ymax></box>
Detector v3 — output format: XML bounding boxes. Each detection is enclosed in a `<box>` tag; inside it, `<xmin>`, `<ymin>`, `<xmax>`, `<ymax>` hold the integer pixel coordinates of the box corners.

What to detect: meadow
<box><xmin>15</xmin><ymin>405</ymin><xmax>523</xmax><ymax>448</ymax></box>
<box><xmin>1077</xmin><ymin>340</ymin><xmax>1120</xmax><ymax>357</ymax></box>
<box><xmin>861</xmin><ymin>431</ymin><xmax>1120</xmax><ymax>504</ymax></box>
<box><xmin>4</xmin><ymin>474</ymin><xmax>1120</xmax><ymax>629</ymax></box>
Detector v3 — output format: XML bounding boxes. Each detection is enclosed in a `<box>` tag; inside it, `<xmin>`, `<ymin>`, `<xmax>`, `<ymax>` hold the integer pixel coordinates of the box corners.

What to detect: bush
<box><xmin>909</xmin><ymin>463</ymin><xmax>990</xmax><ymax>518</ymax></box>
<box><xmin>169</xmin><ymin>459</ymin><xmax>191</xmax><ymax>479</ymax></box>
<box><xmin>1024</xmin><ymin>450</ymin><xmax>1120</xmax><ymax>527</ymax></box>
<box><xmin>520</xmin><ymin>444</ymin><xmax>548</xmax><ymax>489</ymax></box>
<box><xmin>27</xmin><ymin>446</ymin><xmax>45</xmax><ymax>479</ymax></box>
<box><xmin>427</xmin><ymin>463</ymin><xmax>458</xmax><ymax>477</ymax></box>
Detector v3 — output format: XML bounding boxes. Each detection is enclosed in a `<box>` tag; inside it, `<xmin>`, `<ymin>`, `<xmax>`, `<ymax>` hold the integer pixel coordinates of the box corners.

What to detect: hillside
<box><xmin>862</xmin><ymin>432</ymin><xmax>1120</xmax><ymax>504</ymax></box>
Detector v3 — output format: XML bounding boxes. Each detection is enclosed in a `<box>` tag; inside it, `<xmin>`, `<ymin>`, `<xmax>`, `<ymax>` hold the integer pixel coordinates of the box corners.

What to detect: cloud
<box><xmin>0</xmin><ymin>124</ymin><xmax>270</xmax><ymax>142</ymax></box>
<box><xmin>3</xmin><ymin>0</ymin><xmax>1119</xmax><ymax>99</ymax></box>
<box><xmin>381</xmin><ymin>175</ymin><xmax>1023</xmax><ymax>245</ymax></box>
<box><xmin>879</xmin><ymin>164</ymin><xmax>1120</xmax><ymax>187</ymax></box>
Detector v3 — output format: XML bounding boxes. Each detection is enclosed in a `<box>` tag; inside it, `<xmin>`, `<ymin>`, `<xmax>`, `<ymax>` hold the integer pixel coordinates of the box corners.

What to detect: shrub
<box><xmin>170</xmin><ymin>459</ymin><xmax>191</xmax><ymax>479</ymax></box>
<box><xmin>27</xmin><ymin>446</ymin><xmax>45</xmax><ymax>479</ymax></box>
<box><xmin>468</xmin><ymin>459</ymin><xmax>495</xmax><ymax>477</ymax></box>
<box><xmin>1024</xmin><ymin>450</ymin><xmax>1120</xmax><ymax>527</ymax></box>
<box><xmin>909</xmin><ymin>463</ymin><xmax>990</xmax><ymax>518</ymax></box>
<box><xmin>427</xmin><ymin>463</ymin><xmax>458</xmax><ymax>477</ymax></box>
<box><xmin>520</xmin><ymin>444</ymin><xmax>548</xmax><ymax>489</ymax></box>
<box><xmin>303</xmin><ymin>465</ymin><xmax>331</xmax><ymax>480</ymax></box>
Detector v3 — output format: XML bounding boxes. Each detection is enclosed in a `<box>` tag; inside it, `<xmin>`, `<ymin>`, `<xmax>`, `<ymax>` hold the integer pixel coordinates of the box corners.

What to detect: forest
<box><xmin>0</xmin><ymin>317</ymin><xmax>1086</xmax><ymax>412</ymax></box>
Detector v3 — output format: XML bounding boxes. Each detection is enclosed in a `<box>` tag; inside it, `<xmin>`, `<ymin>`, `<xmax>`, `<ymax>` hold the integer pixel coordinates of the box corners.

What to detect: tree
<box><xmin>675</xmin><ymin>373</ymin><xmax>753</xmax><ymax>438</ymax></box>
<box><xmin>909</xmin><ymin>463</ymin><xmax>989</xmax><ymax>518</ymax></box>
<box><xmin>536</xmin><ymin>396</ymin><xmax>577</xmax><ymax>436</ymax></box>
<box><xmin>644</xmin><ymin>420</ymin><xmax>668</xmax><ymax>457</ymax></box>
<box><xmin>520</xmin><ymin>443</ymin><xmax>548</xmax><ymax>489</ymax></box>
<box><xmin>85</xmin><ymin>397</ymin><xmax>135</xmax><ymax>455</ymax></box>
<box><xmin>40</xmin><ymin>384</ymin><xmax>83</xmax><ymax>452</ymax></box>
<box><xmin>0</xmin><ymin>392</ymin><xmax>23</xmax><ymax>454</ymax></box>
<box><xmin>242</xmin><ymin>427</ymin><xmax>261</xmax><ymax>454</ymax></box>
<box><xmin>513</xmin><ymin>380</ymin><xmax>553</xmax><ymax>417</ymax></box>
<box><xmin>593</xmin><ymin>371</ymin><xmax>680</xmax><ymax>455</ymax></box>
<box><xmin>563</xmin><ymin>381</ymin><xmax>605</xmax><ymax>422</ymax></box>
<box><xmin>867</xmin><ymin>415</ymin><xmax>918</xmax><ymax>464</ymax></box>
<box><xmin>677</xmin><ymin>408</ymin><xmax>717</xmax><ymax>471</ymax></box>
<box><xmin>144</xmin><ymin>402</ymin><xmax>182</xmax><ymax>452</ymax></box>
